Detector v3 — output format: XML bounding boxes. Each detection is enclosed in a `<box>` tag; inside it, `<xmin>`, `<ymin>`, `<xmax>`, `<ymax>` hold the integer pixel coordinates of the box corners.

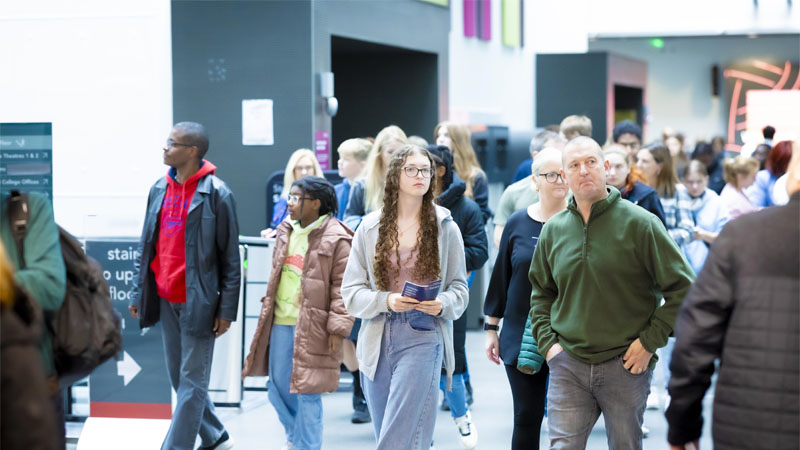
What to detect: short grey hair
<box><xmin>563</xmin><ymin>136</ymin><xmax>603</xmax><ymax>164</ymax></box>
<box><xmin>529</xmin><ymin>130</ymin><xmax>564</xmax><ymax>157</ymax></box>
<box><xmin>531</xmin><ymin>147</ymin><xmax>563</xmax><ymax>175</ymax></box>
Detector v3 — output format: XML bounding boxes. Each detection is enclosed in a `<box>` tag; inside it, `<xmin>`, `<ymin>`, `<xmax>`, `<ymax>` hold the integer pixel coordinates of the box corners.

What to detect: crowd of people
<box><xmin>1</xmin><ymin>116</ymin><xmax>797</xmax><ymax>450</ymax></box>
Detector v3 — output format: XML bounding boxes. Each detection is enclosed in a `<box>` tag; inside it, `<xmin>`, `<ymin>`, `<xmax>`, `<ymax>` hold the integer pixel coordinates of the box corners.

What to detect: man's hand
<box><xmin>485</xmin><ymin>330</ymin><xmax>501</xmax><ymax>365</ymax></box>
<box><xmin>415</xmin><ymin>299</ymin><xmax>443</xmax><ymax>316</ymax></box>
<box><xmin>546</xmin><ymin>343</ymin><xmax>563</xmax><ymax>362</ymax></box>
<box><xmin>670</xmin><ymin>440</ymin><xmax>699</xmax><ymax>450</ymax></box>
<box><xmin>128</xmin><ymin>305</ymin><xmax>139</xmax><ymax>319</ymax></box>
<box><xmin>213</xmin><ymin>318</ymin><xmax>232</xmax><ymax>338</ymax></box>
<box><xmin>328</xmin><ymin>334</ymin><xmax>343</xmax><ymax>353</ymax></box>
<box><xmin>387</xmin><ymin>293</ymin><xmax>419</xmax><ymax>312</ymax></box>
<box><xmin>622</xmin><ymin>338</ymin><xmax>653</xmax><ymax>374</ymax></box>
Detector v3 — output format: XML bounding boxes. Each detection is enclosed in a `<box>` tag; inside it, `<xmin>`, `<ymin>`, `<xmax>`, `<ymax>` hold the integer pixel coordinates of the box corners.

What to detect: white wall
<box><xmin>589</xmin><ymin>35</ymin><xmax>800</xmax><ymax>146</ymax></box>
<box><xmin>0</xmin><ymin>0</ymin><xmax>172</xmax><ymax>237</ymax></box>
<box><xmin>447</xmin><ymin>0</ymin><xmax>538</xmax><ymax>132</ymax></box>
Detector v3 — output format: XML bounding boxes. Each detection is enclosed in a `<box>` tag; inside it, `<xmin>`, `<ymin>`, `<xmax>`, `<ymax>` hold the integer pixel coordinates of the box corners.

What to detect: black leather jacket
<box><xmin>131</xmin><ymin>172</ymin><xmax>241</xmax><ymax>336</ymax></box>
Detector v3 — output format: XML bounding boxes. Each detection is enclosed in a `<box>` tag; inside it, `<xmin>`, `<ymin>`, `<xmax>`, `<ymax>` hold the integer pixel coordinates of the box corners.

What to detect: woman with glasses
<box><xmin>603</xmin><ymin>145</ymin><xmax>666</xmax><ymax>226</ymax></box>
<box><xmin>243</xmin><ymin>176</ymin><xmax>354</xmax><ymax>450</ymax></box>
<box><xmin>682</xmin><ymin>160</ymin><xmax>729</xmax><ymax>274</ymax></box>
<box><xmin>262</xmin><ymin>149</ymin><xmax>324</xmax><ymax>238</ymax></box>
<box><xmin>484</xmin><ymin>148</ymin><xmax>567</xmax><ymax>450</ymax></box>
<box><xmin>342</xmin><ymin>145</ymin><xmax>469</xmax><ymax>450</ymax></box>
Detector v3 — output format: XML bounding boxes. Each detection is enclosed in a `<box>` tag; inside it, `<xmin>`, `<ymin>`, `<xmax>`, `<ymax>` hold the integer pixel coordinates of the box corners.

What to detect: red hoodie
<box><xmin>151</xmin><ymin>160</ymin><xmax>217</xmax><ymax>303</ymax></box>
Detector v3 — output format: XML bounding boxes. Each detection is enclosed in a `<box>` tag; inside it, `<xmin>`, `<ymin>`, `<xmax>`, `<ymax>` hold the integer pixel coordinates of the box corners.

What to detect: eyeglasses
<box><xmin>166</xmin><ymin>139</ymin><xmax>195</xmax><ymax>149</ymax></box>
<box><xmin>537</xmin><ymin>172</ymin><xmax>564</xmax><ymax>183</ymax></box>
<box><xmin>287</xmin><ymin>195</ymin><xmax>313</xmax><ymax>205</ymax></box>
<box><xmin>402</xmin><ymin>166</ymin><xmax>434</xmax><ymax>178</ymax></box>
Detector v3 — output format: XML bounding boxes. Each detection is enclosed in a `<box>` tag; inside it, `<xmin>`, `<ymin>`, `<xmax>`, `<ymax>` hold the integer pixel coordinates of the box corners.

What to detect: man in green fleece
<box><xmin>529</xmin><ymin>136</ymin><xmax>694</xmax><ymax>449</ymax></box>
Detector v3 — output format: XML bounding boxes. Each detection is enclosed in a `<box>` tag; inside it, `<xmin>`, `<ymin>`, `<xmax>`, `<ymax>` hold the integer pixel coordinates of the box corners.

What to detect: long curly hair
<box><xmin>374</xmin><ymin>145</ymin><xmax>441</xmax><ymax>291</ymax></box>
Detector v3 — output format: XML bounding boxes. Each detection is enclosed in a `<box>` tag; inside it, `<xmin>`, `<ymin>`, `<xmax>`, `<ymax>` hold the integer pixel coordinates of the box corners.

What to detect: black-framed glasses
<box><xmin>402</xmin><ymin>166</ymin><xmax>434</xmax><ymax>178</ymax></box>
<box><xmin>287</xmin><ymin>194</ymin><xmax>313</xmax><ymax>205</ymax></box>
<box><xmin>166</xmin><ymin>139</ymin><xmax>195</xmax><ymax>149</ymax></box>
<box><xmin>537</xmin><ymin>172</ymin><xmax>564</xmax><ymax>183</ymax></box>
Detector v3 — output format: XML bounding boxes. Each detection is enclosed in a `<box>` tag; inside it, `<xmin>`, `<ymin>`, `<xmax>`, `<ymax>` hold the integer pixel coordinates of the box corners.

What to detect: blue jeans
<box><xmin>546</xmin><ymin>350</ymin><xmax>651</xmax><ymax>450</ymax></box>
<box><xmin>362</xmin><ymin>310</ymin><xmax>444</xmax><ymax>450</ymax></box>
<box><xmin>160</xmin><ymin>299</ymin><xmax>226</xmax><ymax>450</ymax></box>
<box><xmin>440</xmin><ymin>373</ymin><xmax>468</xmax><ymax>418</ymax></box>
<box><xmin>268</xmin><ymin>324</ymin><xmax>323</xmax><ymax>450</ymax></box>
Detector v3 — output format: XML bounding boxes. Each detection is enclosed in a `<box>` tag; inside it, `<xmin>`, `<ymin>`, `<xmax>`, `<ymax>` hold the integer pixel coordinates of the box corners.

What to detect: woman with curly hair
<box><xmin>342</xmin><ymin>145</ymin><xmax>469</xmax><ymax>450</ymax></box>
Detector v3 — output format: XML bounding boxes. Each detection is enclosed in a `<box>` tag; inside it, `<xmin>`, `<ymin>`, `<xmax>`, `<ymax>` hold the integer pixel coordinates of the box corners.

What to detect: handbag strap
<box><xmin>6</xmin><ymin>190</ymin><xmax>30</xmax><ymax>269</ymax></box>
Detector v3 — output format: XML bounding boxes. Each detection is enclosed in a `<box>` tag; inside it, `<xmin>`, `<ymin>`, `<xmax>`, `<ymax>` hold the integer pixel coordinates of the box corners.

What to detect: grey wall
<box><xmin>589</xmin><ymin>35</ymin><xmax>800</xmax><ymax>145</ymax></box>
<box><xmin>172</xmin><ymin>0</ymin><xmax>313</xmax><ymax>235</ymax></box>
<box><xmin>536</xmin><ymin>53</ymin><xmax>609</xmax><ymax>143</ymax></box>
<box><xmin>313</xmin><ymin>0</ymin><xmax>450</xmax><ymax>145</ymax></box>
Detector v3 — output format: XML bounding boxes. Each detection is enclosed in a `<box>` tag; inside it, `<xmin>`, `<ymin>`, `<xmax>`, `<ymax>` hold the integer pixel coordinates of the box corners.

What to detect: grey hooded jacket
<box><xmin>131</xmin><ymin>170</ymin><xmax>241</xmax><ymax>336</ymax></box>
<box><xmin>341</xmin><ymin>204</ymin><xmax>469</xmax><ymax>387</ymax></box>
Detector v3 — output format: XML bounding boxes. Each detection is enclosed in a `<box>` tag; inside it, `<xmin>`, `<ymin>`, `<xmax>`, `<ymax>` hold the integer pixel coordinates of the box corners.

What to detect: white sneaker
<box><xmin>454</xmin><ymin>411</ymin><xmax>478</xmax><ymax>449</ymax></box>
<box><xmin>641</xmin><ymin>424</ymin><xmax>650</xmax><ymax>438</ymax></box>
<box><xmin>646</xmin><ymin>392</ymin><xmax>660</xmax><ymax>410</ymax></box>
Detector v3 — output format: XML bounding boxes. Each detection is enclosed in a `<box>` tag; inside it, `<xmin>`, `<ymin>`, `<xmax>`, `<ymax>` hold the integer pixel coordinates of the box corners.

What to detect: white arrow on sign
<box><xmin>117</xmin><ymin>351</ymin><xmax>141</xmax><ymax>386</ymax></box>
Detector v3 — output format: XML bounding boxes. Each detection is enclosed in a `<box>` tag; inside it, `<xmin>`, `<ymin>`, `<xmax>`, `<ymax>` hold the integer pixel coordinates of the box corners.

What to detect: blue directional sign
<box><xmin>84</xmin><ymin>240</ymin><xmax>172</xmax><ymax>419</ymax></box>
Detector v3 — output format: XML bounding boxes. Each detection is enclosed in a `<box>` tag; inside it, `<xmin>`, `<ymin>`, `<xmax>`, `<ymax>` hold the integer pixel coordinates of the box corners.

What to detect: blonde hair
<box><xmin>281</xmin><ymin>149</ymin><xmax>324</xmax><ymax>198</ymax></box>
<box><xmin>0</xmin><ymin>241</ymin><xmax>14</xmax><ymax>307</ymax></box>
<box><xmin>364</xmin><ymin>126</ymin><xmax>408</xmax><ymax>212</ymax></box>
<box><xmin>434</xmin><ymin>121</ymin><xmax>484</xmax><ymax>199</ymax></box>
<box><xmin>560</xmin><ymin>115</ymin><xmax>592</xmax><ymax>139</ymax></box>
<box><xmin>723</xmin><ymin>155</ymin><xmax>759</xmax><ymax>187</ymax></box>
<box><xmin>337</xmin><ymin>138</ymin><xmax>372</xmax><ymax>162</ymax></box>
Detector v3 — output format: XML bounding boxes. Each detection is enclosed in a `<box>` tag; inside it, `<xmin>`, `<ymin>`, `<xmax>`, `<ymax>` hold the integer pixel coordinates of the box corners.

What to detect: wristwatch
<box><xmin>484</xmin><ymin>323</ymin><xmax>500</xmax><ymax>331</ymax></box>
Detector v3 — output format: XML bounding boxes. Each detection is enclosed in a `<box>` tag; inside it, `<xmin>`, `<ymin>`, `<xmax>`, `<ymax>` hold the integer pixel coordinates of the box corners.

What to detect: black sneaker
<box><xmin>351</xmin><ymin>407</ymin><xmax>372</xmax><ymax>424</ymax></box>
<box><xmin>197</xmin><ymin>431</ymin><xmax>234</xmax><ymax>450</ymax></box>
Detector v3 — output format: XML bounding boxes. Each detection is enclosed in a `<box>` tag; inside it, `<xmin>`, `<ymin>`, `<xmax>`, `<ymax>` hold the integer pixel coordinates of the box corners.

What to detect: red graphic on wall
<box><xmin>724</xmin><ymin>60</ymin><xmax>800</xmax><ymax>152</ymax></box>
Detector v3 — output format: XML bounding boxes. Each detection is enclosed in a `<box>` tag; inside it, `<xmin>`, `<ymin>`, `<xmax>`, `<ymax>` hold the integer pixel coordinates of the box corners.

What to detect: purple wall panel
<box><xmin>463</xmin><ymin>0</ymin><xmax>477</xmax><ymax>37</ymax></box>
<box><xmin>479</xmin><ymin>0</ymin><xmax>491</xmax><ymax>41</ymax></box>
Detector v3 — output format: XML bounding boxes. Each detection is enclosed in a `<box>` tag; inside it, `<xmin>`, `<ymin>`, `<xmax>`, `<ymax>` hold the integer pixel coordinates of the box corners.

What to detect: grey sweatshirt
<box><xmin>341</xmin><ymin>204</ymin><xmax>469</xmax><ymax>387</ymax></box>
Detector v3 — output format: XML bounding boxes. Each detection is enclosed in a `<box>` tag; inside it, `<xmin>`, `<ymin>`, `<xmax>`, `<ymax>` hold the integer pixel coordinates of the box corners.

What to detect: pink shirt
<box><xmin>720</xmin><ymin>183</ymin><xmax>759</xmax><ymax>220</ymax></box>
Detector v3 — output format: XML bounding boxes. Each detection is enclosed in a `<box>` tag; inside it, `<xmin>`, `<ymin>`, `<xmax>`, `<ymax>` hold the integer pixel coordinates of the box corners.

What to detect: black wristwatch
<box><xmin>484</xmin><ymin>323</ymin><xmax>500</xmax><ymax>331</ymax></box>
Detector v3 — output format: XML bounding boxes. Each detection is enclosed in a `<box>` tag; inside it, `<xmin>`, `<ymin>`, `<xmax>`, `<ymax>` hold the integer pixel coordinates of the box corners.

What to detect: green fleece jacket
<box><xmin>529</xmin><ymin>187</ymin><xmax>694</xmax><ymax>368</ymax></box>
<box><xmin>1</xmin><ymin>193</ymin><xmax>66</xmax><ymax>375</ymax></box>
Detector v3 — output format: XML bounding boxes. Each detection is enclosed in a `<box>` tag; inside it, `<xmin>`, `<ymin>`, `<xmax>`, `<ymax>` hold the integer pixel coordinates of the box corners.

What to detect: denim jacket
<box><xmin>131</xmin><ymin>173</ymin><xmax>241</xmax><ymax>336</ymax></box>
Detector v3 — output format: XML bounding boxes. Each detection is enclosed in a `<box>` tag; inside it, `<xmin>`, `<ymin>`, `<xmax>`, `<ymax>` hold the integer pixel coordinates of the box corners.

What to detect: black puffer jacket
<box><xmin>437</xmin><ymin>174</ymin><xmax>488</xmax><ymax>273</ymax></box>
<box><xmin>666</xmin><ymin>192</ymin><xmax>799</xmax><ymax>449</ymax></box>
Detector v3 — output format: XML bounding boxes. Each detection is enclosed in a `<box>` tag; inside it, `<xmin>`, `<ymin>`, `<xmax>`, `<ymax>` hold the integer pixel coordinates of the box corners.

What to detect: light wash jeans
<box><xmin>440</xmin><ymin>373</ymin><xmax>468</xmax><ymax>418</ymax></box>
<box><xmin>546</xmin><ymin>350</ymin><xmax>651</xmax><ymax>450</ymax></box>
<box><xmin>160</xmin><ymin>299</ymin><xmax>227</xmax><ymax>450</ymax></box>
<box><xmin>362</xmin><ymin>310</ymin><xmax>444</xmax><ymax>450</ymax></box>
<box><xmin>268</xmin><ymin>324</ymin><xmax>323</xmax><ymax>450</ymax></box>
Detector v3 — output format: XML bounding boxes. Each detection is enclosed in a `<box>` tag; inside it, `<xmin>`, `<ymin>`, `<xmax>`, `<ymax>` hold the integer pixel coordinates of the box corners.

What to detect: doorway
<box><xmin>331</xmin><ymin>36</ymin><xmax>439</xmax><ymax>165</ymax></box>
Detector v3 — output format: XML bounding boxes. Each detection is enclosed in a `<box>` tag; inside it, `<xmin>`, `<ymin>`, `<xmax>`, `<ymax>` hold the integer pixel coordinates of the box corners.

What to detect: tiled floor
<box><xmin>69</xmin><ymin>331</ymin><xmax>714</xmax><ymax>449</ymax></box>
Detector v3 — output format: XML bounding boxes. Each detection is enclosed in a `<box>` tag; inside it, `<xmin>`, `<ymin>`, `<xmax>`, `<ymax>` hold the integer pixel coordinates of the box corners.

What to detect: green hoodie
<box><xmin>529</xmin><ymin>187</ymin><xmax>695</xmax><ymax>368</ymax></box>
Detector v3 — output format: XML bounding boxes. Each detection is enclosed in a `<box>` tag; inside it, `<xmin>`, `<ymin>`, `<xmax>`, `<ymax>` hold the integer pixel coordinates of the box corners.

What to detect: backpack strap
<box><xmin>6</xmin><ymin>190</ymin><xmax>30</xmax><ymax>269</ymax></box>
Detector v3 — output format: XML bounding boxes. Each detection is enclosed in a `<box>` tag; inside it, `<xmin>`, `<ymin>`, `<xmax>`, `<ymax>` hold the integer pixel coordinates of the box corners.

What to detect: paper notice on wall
<box><xmin>242</xmin><ymin>99</ymin><xmax>274</xmax><ymax>146</ymax></box>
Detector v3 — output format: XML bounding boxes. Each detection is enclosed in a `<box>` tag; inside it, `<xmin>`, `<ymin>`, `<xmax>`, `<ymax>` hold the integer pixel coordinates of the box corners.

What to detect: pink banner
<box><xmin>314</xmin><ymin>130</ymin><xmax>330</xmax><ymax>170</ymax></box>
<box><xmin>480</xmin><ymin>0</ymin><xmax>491</xmax><ymax>41</ymax></box>
<box><xmin>463</xmin><ymin>0</ymin><xmax>476</xmax><ymax>37</ymax></box>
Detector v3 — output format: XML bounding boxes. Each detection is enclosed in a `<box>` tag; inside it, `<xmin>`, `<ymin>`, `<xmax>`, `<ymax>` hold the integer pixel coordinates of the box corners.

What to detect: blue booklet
<box><xmin>401</xmin><ymin>280</ymin><xmax>442</xmax><ymax>301</ymax></box>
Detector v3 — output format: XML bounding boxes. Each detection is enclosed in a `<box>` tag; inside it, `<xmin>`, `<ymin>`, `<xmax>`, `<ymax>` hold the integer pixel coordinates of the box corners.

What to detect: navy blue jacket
<box><xmin>437</xmin><ymin>174</ymin><xmax>489</xmax><ymax>273</ymax></box>
<box><xmin>621</xmin><ymin>181</ymin><xmax>667</xmax><ymax>227</ymax></box>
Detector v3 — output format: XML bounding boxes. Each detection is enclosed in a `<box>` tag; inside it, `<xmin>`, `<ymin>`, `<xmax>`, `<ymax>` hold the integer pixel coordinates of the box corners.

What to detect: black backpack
<box><xmin>6</xmin><ymin>190</ymin><xmax>122</xmax><ymax>388</ymax></box>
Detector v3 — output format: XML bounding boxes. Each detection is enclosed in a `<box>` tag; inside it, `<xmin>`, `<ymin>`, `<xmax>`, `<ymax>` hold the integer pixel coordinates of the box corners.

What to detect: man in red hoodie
<box><xmin>130</xmin><ymin>122</ymin><xmax>240</xmax><ymax>450</ymax></box>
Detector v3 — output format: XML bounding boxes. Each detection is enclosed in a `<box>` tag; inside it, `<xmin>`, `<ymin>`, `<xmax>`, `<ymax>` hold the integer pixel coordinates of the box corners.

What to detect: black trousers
<box><xmin>504</xmin><ymin>363</ymin><xmax>548</xmax><ymax>450</ymax></box>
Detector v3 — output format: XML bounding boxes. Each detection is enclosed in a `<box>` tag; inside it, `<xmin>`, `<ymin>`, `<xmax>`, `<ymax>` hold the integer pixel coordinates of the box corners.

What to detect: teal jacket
<box><xmin>1</xmin><ymin>193</ymin><xmax>66</xmax><ymax>375</ymax></box>
<box><xmin>529</xmin><ymin>187</ymin><xmax>695</xmax><ymax>368</ymax></box>
<box><xmin>517</xmin><ymin>315</ymin><xmax>544</xmax><ymax>375</ymax></box>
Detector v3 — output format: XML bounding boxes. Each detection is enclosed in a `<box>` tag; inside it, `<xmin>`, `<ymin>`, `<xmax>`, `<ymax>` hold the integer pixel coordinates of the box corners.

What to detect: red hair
<box><xmin>766</xmin><ymin>140</ymin><xmax>793</xmax><ymax>178</ymax></box>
